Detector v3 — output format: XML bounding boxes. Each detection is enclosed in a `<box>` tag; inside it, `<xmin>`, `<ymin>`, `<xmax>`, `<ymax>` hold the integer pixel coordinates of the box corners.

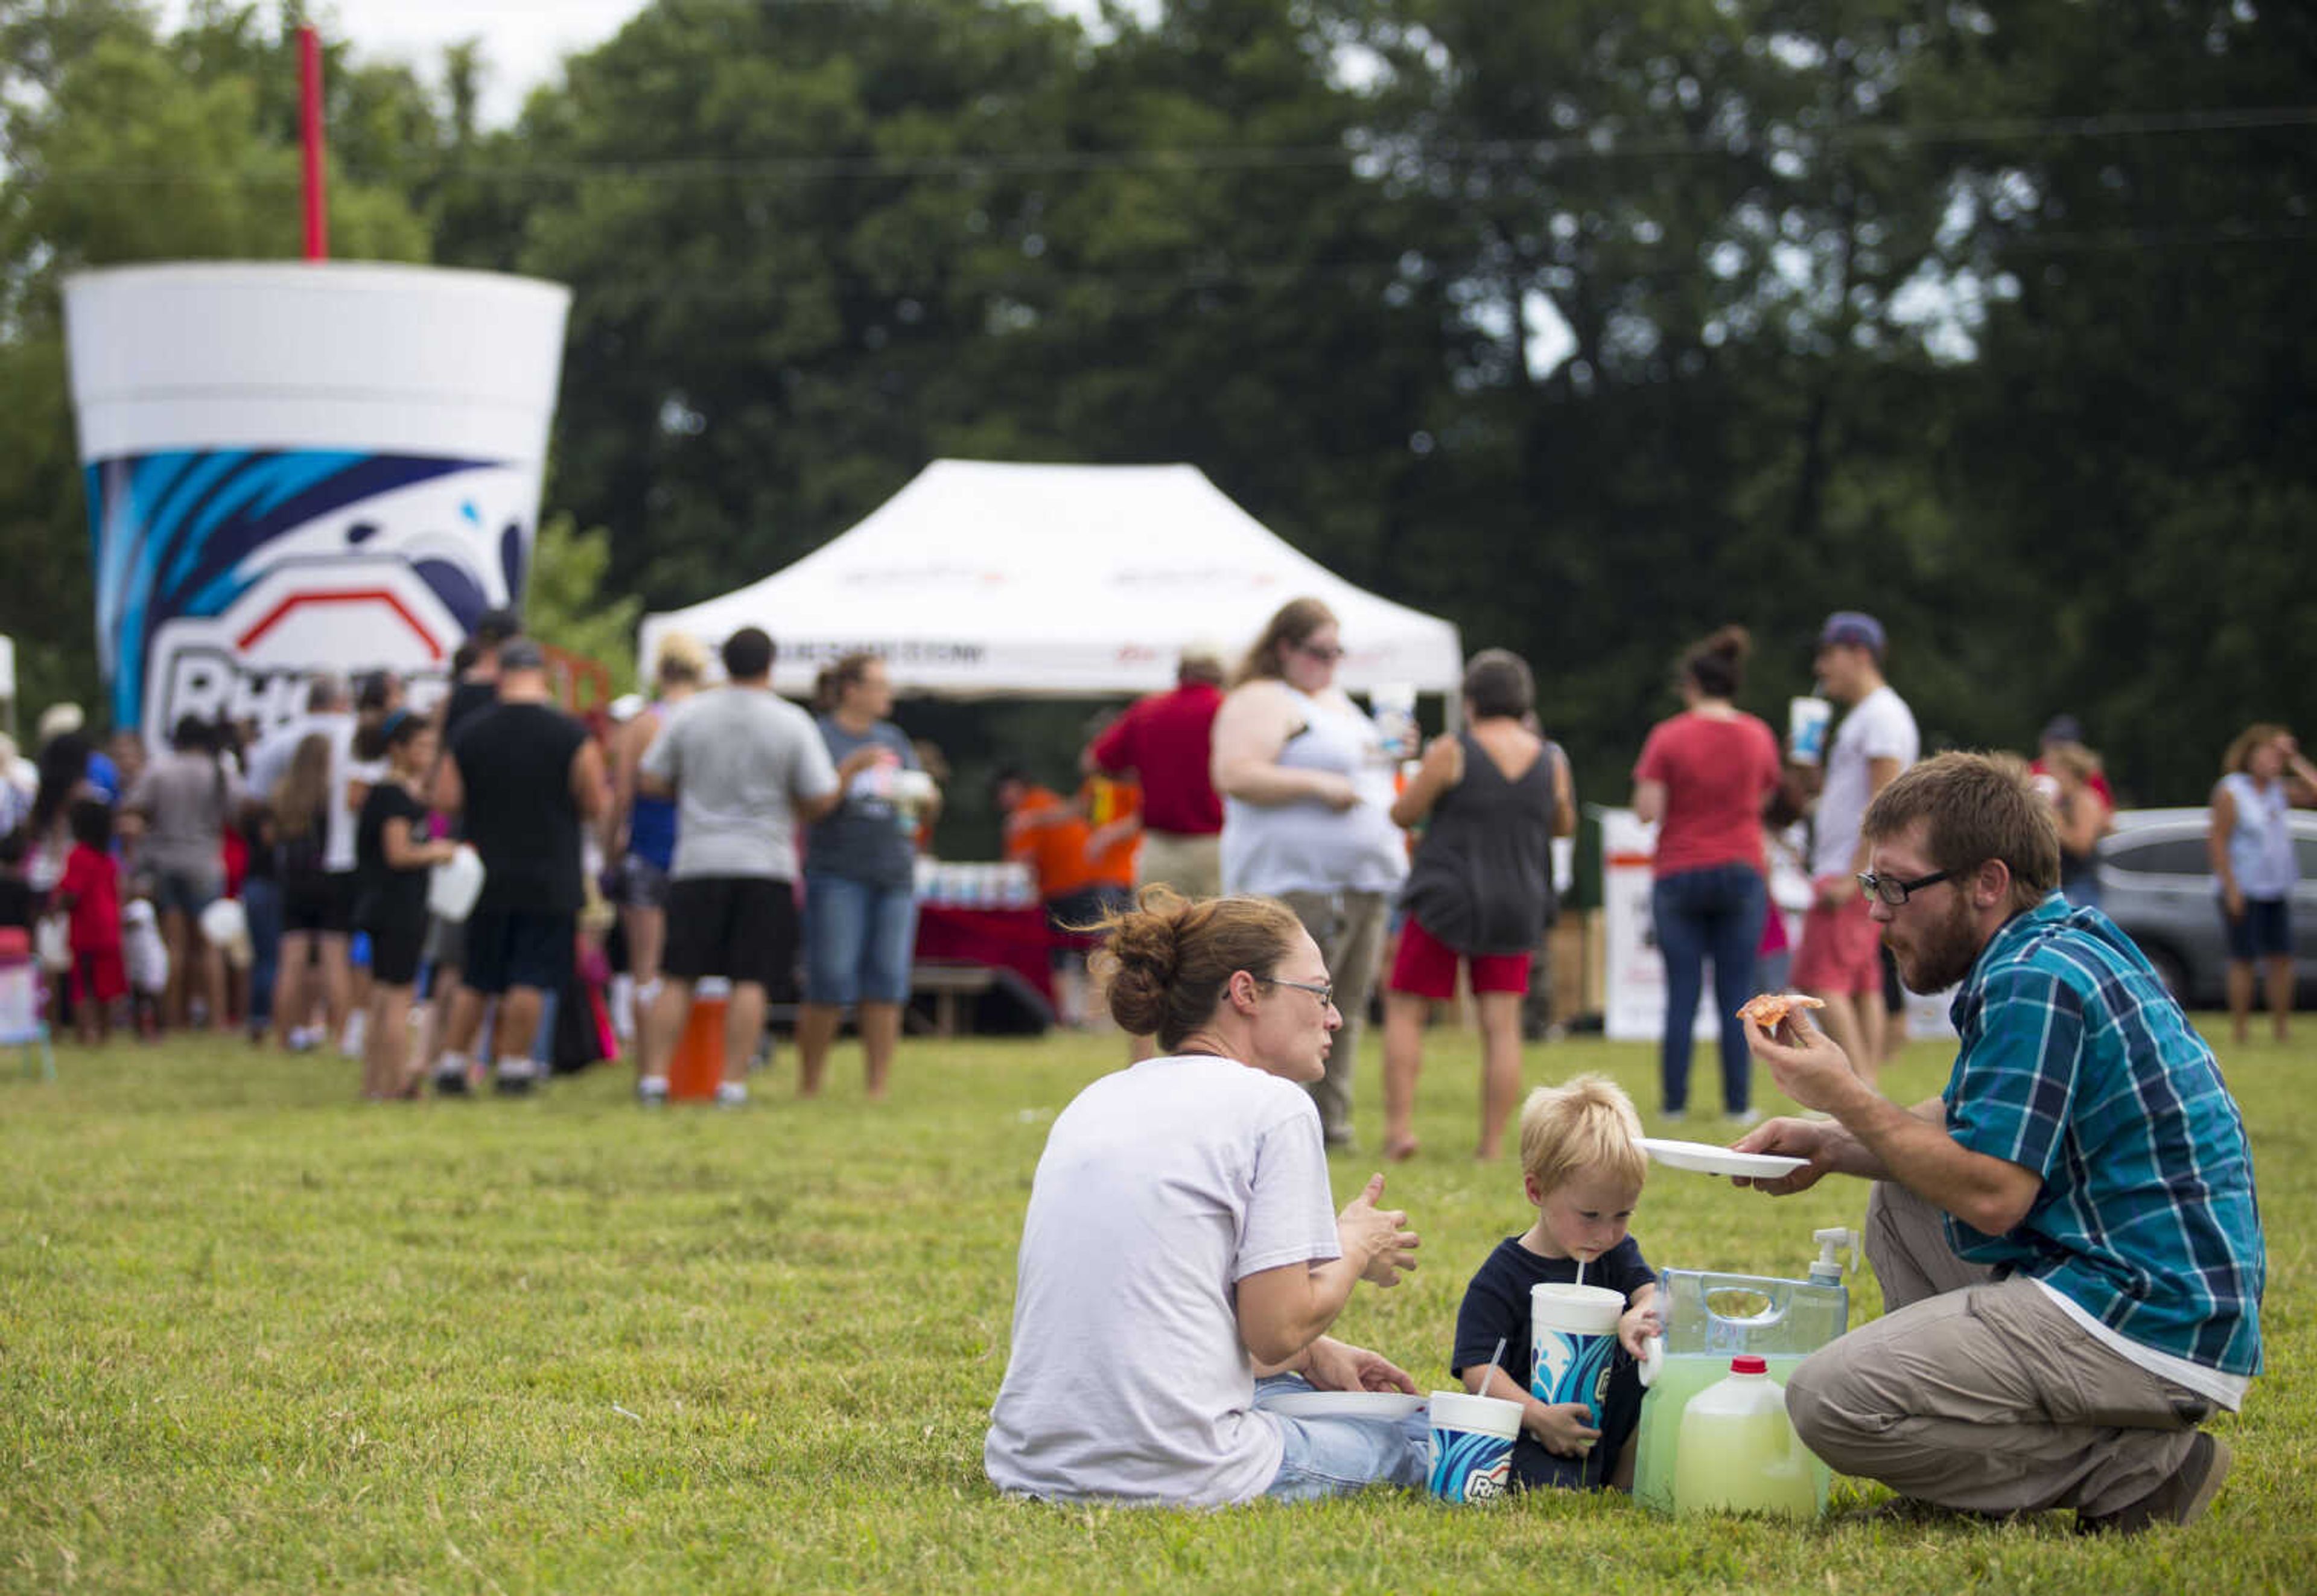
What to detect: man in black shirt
<box><xmin>430</xmin><ymin>638</ymin><xmax>606</xmax><ymax>1093</ymax></box>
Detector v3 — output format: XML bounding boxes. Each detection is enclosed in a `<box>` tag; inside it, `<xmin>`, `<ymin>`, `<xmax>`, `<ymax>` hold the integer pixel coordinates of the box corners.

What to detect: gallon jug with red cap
<box><xmin>1670</xmin><ymin>1354</ymin><xmax>1819</xmax><ymax>1518</ymax></box>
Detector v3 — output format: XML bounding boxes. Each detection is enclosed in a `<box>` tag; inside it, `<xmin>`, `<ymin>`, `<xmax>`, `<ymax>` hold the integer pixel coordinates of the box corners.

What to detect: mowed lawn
<box><xmin>4</xmin><ymin>1016</ymin><xmax>2312</xmax><ymax>1594</ymax></box>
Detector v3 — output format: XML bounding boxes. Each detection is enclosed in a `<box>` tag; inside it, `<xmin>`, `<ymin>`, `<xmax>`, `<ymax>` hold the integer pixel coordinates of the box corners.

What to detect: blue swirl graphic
<box><xmin>84</xmin><ymin>449</ymin><xmax>502</xmax><ymax>729</ymax></box>
<box><xmin>1533</xmin><ymin>1331</ymin><xmax>1616</xmax><ymax>1423</ymax></box>
<box><xmin>1428</xmin><ymin>1427</ymin><xmax>1512</xmax><ymax>1503</ymax></box>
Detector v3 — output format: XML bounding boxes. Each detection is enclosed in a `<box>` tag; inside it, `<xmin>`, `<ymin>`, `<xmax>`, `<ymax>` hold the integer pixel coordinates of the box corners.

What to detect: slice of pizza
<box><xmin>1737</xmin><ymin>991</ymin><xmax>1828</xmax><ymax>1031</ymax></box>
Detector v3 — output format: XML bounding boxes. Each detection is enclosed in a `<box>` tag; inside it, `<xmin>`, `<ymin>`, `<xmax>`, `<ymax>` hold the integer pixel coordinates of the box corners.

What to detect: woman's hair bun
<box><xmin>1705</xmin><ymin>624</ymin><xmax>1751</xmax><ymax>661</ymax></box>
<box><xmin>1094</xmin><ymin>888</ymin><xmax>1186</xmax><ymax>1037</ymax></box>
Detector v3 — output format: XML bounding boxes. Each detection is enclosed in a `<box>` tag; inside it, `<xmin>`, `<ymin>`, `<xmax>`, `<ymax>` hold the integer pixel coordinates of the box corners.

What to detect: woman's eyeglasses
<box><xmin>1261</xmin><ymin>976</ymin><xmax>1336</xmax><ymax>1008</ymax></box>
<box><xmin>1294</xmin><ymin>641</ymin><xmax>1345</xmax><ymax>663</ymax></box>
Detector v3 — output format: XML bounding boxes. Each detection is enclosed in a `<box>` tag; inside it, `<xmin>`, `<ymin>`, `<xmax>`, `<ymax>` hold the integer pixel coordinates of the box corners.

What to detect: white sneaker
<box><xmin>714</xmin><ymin>1081</ymin><xmax>748</xmax><ymax>1109</ymax></box>
<box><xmin>340</xmin><ymin>1011</ymin><xmax>367</xmax><ymax>1058</ymax></box>
<box><xmin>494</xmin><ymin>1058</ymin><xmax>541</xmax><ymax>1096</ymax></box>
<box><xmin>636</xmin><ymin>1075</ymin><xmax>669</xmax><ymax>1106</ymax></box>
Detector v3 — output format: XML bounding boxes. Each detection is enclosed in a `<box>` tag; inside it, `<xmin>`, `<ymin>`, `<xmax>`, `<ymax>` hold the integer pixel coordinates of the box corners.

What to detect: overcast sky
<box><xmin>170</xmin><ymin>2</ymin><xmax>1123</xmax><ymax>129</ymax></box>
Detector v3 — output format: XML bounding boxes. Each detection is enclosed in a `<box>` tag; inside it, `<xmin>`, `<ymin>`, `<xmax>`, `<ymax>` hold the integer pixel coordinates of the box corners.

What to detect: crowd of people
<box><xmin>0</xmin><ymin>611</ymin><xmax>949</xmax><ymax>1106</ymax></box>
<box><xmin>1</xmin><ymin>595</ymin><xmax>2301</xmax><ymax>1121</ymax></box>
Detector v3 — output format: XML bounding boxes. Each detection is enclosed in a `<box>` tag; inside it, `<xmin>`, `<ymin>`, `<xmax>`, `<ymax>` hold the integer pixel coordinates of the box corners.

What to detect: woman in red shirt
<box><xmin>1630</xmin><ymin>626</ymin><xmax>1781</xmax><ymax>1122</ymax></box>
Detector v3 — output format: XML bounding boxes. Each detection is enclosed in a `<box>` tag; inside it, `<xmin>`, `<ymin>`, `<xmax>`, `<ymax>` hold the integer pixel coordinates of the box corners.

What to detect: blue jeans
<box><xmin>243</xmin><ymin>878</ymin><xmax>283</xmax><ymax>1028</ymax></box>
<box><xmin>803</xmin><ymin>873</ymin><xmax>919</xmax><ymax>1006</ymax></box>
<box><xmin>1254</xmin><ymin>1376</ymin><xmax>1429</xmax><ymax>1502</ymax></box>
<box><xmin>1651</xmin><ymin>863</ymin><xmax>1768</xmax><ymax>1115</ymax></box>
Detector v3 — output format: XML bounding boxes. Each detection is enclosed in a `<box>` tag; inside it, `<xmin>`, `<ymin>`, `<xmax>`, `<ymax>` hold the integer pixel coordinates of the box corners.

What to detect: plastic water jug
<box><xmin>1632</xmin><ymin>1239</ymin><xmax>1851</xmax><ymax>1517</ymax></box>
<box><xmin>1670</xmin><ymin>1356</ymin><xmax>1817</xmax><ymax>1518</ymax></box>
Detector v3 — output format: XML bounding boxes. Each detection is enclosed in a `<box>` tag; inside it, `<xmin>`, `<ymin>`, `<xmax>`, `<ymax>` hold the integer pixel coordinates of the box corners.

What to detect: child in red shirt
<box><xmin>55</xmin><ymin>798</ymin><xmax>125</xmax><ymax>1043</ymax></box>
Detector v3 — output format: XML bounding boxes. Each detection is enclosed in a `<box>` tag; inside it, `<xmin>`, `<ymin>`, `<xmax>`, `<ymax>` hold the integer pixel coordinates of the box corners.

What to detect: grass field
<box><xmin>4</xmin><ymin>1017</ymin><xmax>2311</xmax><ymax>1593</ymax></box>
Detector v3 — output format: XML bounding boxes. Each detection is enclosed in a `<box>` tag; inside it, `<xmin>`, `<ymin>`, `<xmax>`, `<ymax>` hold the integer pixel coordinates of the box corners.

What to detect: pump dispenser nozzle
<box><xmin>1810</xmin><ymin>1227</ymin><xmax>1857</xmax><ymax>1284</ymax></box>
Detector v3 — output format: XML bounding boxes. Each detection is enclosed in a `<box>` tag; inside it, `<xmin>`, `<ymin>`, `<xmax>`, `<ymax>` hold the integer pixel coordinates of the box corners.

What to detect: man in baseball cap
<box><xmin>1791</xmin><ymin>610</ymin><xmax>1918</xmax><ymax>1086</ymax></box>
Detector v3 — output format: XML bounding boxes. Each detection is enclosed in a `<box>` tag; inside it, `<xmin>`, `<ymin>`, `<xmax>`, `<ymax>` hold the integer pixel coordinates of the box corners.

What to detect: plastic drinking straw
<box><xmin>299</xmin><ymin>26</ymin><xmax>328</xmax><ymax>261</ymax></box>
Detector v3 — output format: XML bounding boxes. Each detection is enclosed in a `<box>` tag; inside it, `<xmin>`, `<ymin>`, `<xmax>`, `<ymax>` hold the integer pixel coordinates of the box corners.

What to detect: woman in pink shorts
<box><xmin>1380</xmin><ymin>650</ymin><xmax>1569</xmax><ymax>1161</ymax></box>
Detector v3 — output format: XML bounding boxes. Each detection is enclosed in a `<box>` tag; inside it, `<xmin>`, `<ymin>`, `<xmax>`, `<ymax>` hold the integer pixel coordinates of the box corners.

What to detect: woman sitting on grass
<box><xmin>984</xmin><ymin>888</ymin><xmax>1425</xmax><ymax>1507</ymax></box>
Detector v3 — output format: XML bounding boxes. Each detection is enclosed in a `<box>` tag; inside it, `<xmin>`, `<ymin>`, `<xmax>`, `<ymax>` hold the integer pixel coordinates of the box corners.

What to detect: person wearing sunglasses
<box><xmin>1210</xmin><ymin>597</ymin><xmax>1407</xmax><ymax>1148</ymax></box>
<box><xmin>986</xmin><ymin>888</ymin><xmax>1426</xmax><ymax>1506</ymax></box>
<box><xmin>1735</xmin><ymin>752</ymin><xmax>2263</xmax><ymax>1534</ymax></box>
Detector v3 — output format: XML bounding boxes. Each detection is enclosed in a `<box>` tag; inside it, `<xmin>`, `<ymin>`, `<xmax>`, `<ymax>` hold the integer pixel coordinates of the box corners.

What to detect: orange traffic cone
<box><xmin>667</xmin><ymin>995</ymin><xmax>726</xmax><ymax>1102</ymax></box>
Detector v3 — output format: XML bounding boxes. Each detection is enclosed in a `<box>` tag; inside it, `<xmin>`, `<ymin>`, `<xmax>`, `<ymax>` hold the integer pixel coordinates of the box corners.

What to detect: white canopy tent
<box><xmin>638</xmin><ymin>460</ymin><xmax>1464</xmax><ymax>699</ymax></box>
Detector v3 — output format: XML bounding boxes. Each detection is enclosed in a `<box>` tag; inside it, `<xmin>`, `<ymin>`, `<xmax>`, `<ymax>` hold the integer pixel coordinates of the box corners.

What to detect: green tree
<box><xmin>504</xmin><ymin>0</ymin><xmax>1087</xmax><ymax>612</ymax></box>
<box><xmin>522</xmin><ymin>513</ymin><xmax>640</xmax><ymax>695</ymax></box>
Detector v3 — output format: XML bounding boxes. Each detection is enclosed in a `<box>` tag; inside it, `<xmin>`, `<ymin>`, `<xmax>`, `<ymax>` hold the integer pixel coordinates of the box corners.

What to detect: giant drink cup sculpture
<box><xmin>62</xmin><ymin>262</ymin><xmax>570</xmax><ymax>736</ymax></box>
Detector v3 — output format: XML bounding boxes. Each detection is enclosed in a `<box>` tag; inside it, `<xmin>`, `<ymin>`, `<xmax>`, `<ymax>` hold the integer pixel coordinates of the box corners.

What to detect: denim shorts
<box><xmin>2223</xmin><ymin>896</ymin><xmax>2293</xmax><ymax>961</ymax></box>
<box><xmin>152</xmin><ymin>865</ymin><xmax>222</xmax><ymax>919</ymax></box>
<box><xmin>803</xmin><ymin>873</ymin><xmax>918</xmax><ymax>1006</ymax></box>
<box><xmin>1253</xmin><ymin>1375</ymin><xmax>1429</xmax><ymax>1502</ymax></box>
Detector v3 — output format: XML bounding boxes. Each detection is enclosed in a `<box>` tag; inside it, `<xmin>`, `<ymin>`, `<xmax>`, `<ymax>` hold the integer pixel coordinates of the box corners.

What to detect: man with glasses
<box><xmin>1735</xmin><ymin>753</ymin><xmax>2263</xmax><ymax>1534</ymax></box>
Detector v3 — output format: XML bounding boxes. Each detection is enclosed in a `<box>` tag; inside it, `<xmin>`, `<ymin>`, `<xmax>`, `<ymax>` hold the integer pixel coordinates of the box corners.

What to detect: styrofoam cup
<box><xmin>1532</xmin><ymin>1282</ymin><xmax>1626</xmax><ymax>1427</ymax></box>
<box><xmin>1426</xmin><ymin>1390</ymin><xmax>1522</xmax><ymax>1504</ymax></box>
<box><xmin>1787</xmin><ymin>696</ymin><xmax>1834</xmax><ymax>765</ymax></box>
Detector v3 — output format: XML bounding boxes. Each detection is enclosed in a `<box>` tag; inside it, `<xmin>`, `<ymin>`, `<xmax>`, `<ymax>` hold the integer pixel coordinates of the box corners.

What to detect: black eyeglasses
<box><xmin>1260</xmin><ymin>976</ymin><xmax>1336</xmax><ymax>1008</ymax></box>
<box><xmin>1856</xmin><ymin>869</ymin><xmax>1953</xmax><ymax>907</ymax></box>
<box><xmin>1294</xmin><ymin>641</ymin><xmax>1345</xmax><ymax>663</ymax></box>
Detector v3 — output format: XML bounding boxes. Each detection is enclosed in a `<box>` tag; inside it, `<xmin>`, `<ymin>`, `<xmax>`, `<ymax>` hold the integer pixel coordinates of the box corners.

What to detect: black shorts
<box><xmin>661</xmin><ymin>876</ymin><xmax>799</xmax><ymax>994</ymax></box>
<box><xmin>462</xmin><ymin>907</ymin><xmax>575</xmax><ymax>996</ymax></box>
<box><xmin>366</xmin><ymin>916</ymin><xmax>428</xmax><ymax>987</ymax></box>
<box><xmin>282</xmin><ymin>872</ymin><xmax>355</xmax><ymax>936</ymax></box>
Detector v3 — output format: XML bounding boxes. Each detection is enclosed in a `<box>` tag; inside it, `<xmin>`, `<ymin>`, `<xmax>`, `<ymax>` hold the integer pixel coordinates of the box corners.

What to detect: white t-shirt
<box><xmin>984</xmin><ymin>1055</ymin><xmax>1342</xmax><ymax>1506</ymax></box>
<box><xmin>1810</xmin><ymin>685</ymin><xmax>1919</xmax><ymax>880</ymax></box>
<box><xmin>326</xmin><ymin>723</ymin><xmax>380</xmax><ymax>876</ymax></box>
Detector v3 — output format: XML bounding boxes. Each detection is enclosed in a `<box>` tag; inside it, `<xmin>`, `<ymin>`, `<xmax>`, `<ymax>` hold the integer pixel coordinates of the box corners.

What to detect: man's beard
<box><xmin>1893</xmin><ymin>892</ymin><xmax>1981</xmax><ymax>994</ymax></box>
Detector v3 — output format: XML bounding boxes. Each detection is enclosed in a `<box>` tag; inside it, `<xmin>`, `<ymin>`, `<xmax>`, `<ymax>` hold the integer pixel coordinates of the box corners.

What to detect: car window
<box><xmin>2107</xmin><ymin>837</ymin><xmax>2211</xmax><ymax>876</ymax></box>
<box><xmin>2297</xmin><ymin>836</ymin><xmax>2317</xmax><ymax>877</ymax></box>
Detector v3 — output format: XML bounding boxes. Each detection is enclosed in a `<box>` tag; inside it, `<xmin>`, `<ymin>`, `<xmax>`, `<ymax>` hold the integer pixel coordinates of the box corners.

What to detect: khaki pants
<box><xmin>1135</xmin><ymin>832</ymin><xmax>1222</xmax><ymax>900</ymax></box>
<box><xmin>1787</xmin><ymin>1181</ymin><xmax>2212</xmax><ymax>1517</ymax></box>
<box><xmin>1277</xmin><ymin>888</ymin><xmax>1391</xmax><ymax>1146</ymax></box>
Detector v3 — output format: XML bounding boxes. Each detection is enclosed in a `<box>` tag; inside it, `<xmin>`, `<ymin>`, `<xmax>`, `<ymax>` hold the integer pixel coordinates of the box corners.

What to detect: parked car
<box><xmin>2096</xmin><ymin>807</ymin><xmax>2317</xmax><ymax>1008</ymax></box>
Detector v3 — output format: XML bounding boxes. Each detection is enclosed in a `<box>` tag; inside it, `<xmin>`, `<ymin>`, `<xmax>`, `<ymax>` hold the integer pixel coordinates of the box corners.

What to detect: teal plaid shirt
<box><xmin>1942</xmin><ymin>894</ymin><xmax>2265</xmax><ymax>1376</ymax></box>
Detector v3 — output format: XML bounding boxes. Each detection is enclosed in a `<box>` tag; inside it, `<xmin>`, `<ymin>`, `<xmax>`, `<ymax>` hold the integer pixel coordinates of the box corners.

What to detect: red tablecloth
<box><xmin>914</xmin><ymin>903</ymin><xmax>1054</xmax><ymax>1006</ymax></box>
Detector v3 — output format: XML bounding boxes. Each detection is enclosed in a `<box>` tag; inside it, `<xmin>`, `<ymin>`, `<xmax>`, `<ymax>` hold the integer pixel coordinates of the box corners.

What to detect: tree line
<box><xmin>1</xmin><ymin>0</ymin><xmax>2309</xmax><ymax>811</ymax></box>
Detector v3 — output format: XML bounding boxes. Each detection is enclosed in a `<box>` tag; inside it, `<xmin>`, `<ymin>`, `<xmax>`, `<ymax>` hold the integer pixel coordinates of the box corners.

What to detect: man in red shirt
<box><xmin>1083</xmin><ymin>644</ymin><xmax>1226</xmax><ymax>900</ymax></box>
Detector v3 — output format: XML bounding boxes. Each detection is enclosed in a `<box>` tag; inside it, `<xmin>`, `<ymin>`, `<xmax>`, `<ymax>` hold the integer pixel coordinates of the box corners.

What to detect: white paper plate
<box><xmin>1262</xmin><ymin>1391</ymin><xmax>1428</xmax><ymax>1421</ymax></box>
<box><xmin>1636</xmin><ymin>1137</ymin><xmax>1809</xmax><ymax>1179</ymax></box>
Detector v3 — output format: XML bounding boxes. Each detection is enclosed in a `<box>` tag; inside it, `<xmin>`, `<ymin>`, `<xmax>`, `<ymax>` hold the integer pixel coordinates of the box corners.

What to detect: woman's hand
<box><xmin>1303</xmin><ymin>1337</ymin><xmax>1419</xmax><ymax>1395</ymax></box>
<box><xmin>1336</xmin><ymin>1172</ymin><xmax>1419</xmax><ymax>1288</ymax></box>
<box><xmin>1311</xmin><ymin>772</ymin><xmax>1362</xmax><ymax>813</ymax></box>
<box><xmin>1527</xmin><ymin>1400</ymin><xmax>1602</xmax><ymax>1460</ymax></box>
